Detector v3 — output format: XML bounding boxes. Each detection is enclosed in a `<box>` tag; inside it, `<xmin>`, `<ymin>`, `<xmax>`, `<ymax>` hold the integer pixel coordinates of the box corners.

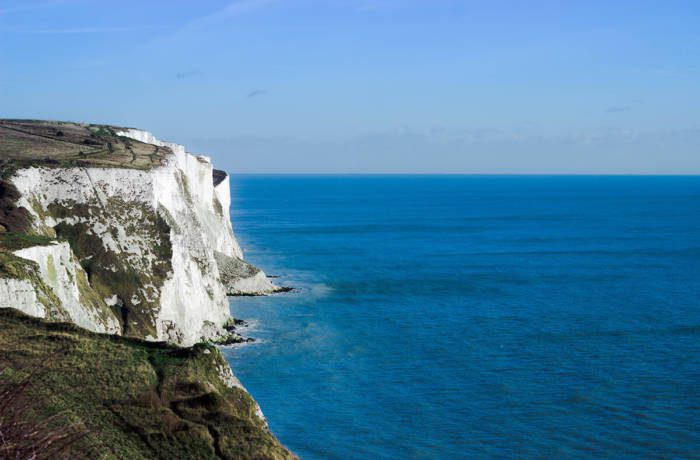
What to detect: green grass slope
<box><xmin>0</xmin><ymin>119</ymin><xmax>168</xmax><ymax>171</ymax></box>
<box><xmin>0</xmin><ymin>308</ymin><xmax>295</xmax><ymax>460</ymax></box>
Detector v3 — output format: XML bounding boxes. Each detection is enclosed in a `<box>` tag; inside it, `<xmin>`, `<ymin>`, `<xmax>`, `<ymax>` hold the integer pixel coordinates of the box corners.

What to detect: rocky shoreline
<box><xmin>0</xmin><ymin>120</ymin><xmax>296</xmax><ymax>458</ymax></box>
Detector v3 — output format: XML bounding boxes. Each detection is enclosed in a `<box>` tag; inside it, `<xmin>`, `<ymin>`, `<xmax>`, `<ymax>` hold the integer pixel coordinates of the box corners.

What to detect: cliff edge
<box><xmin>0</xmin><ymin>120</ymin><xmax>293</xmax><ymax>458</ymax></box>
<box><xmin>0</xmin><ymin>119</ymin><xmax>281</xmax><ymax>346</ymax></box>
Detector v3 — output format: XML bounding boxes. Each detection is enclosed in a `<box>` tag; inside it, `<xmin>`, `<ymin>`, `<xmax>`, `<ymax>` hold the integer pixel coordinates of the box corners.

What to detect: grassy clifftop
<box><xmin>0</xmin><ymin>119</ymin><xmax>168</xmax><ymax>171</ymax></box>
<box><xmin>0</xmin><ymin>308</ymin><xmax>295</xmax><ymax>459</ymax></box>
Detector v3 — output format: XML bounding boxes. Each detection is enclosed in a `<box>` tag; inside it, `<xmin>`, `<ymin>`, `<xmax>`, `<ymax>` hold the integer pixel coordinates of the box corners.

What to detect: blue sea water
<box><xmin>222</xmin><ymin>175</ymin><xmax>700</xmax><ymax>459</ymax></box>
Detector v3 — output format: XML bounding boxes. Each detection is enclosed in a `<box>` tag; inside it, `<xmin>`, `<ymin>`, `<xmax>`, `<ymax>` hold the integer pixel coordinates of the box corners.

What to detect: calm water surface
<box><xmin>222</xmin><ymin>175</ymin><xmax>700</xmax><ymax>459</ymax></box>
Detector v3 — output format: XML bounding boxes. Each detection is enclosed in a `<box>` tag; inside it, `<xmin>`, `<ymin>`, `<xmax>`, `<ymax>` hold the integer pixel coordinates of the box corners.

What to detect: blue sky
<box><xmin>1</xmin><ymin>0</ymin><xmax>699</xmax><ymax>173</ymax></box>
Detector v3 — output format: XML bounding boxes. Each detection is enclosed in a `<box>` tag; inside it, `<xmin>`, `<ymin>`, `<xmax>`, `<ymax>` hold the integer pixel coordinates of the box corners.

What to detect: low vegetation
<box><xmin>0</xmin><ymin>308</ymin><xmax>295</xmax><ymax>459</ymax></box>
<box><xmin>0</xmin><ymin>368</ymin><xmax>89</xmax><ymax>459</ymax></box>
<box><xmin>0</xmin><ymin>231</ymin><xmax>55</xmax><ymax>250</ymax></box>
<box><xmin>0</xmin><ymin>119</ymin><xmax>168</xmax><ymax>170</ymax></box>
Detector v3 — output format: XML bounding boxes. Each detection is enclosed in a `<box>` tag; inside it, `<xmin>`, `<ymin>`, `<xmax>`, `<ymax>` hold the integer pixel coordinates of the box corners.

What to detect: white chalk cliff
<box><xmin>0</xmin><ymin>128</ymin><xmax>279</xmax><ymax>346</ymax></box>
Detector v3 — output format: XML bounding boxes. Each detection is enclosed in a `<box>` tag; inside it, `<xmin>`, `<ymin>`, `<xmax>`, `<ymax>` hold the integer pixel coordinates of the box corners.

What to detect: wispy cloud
<box><xmin>187</xmin><ymin>0</ymin><xmax>276</xmax><ymax>30</ymax></box>
<box><xmin>176</xmin><ymin>70</ymin><xmax>202</xmax><ymax>79</ymax></box>
<box><xmin>4</xmin><ymin>26</ymin><xmax>156</xmax><ymax>35</ymax></box>
<box><xmin>0</xmin><ymin>0</ymin><xmax>73</xmax><ymax>15</ymax></box>
<box><xmin>353</xmin><ymin>0</ymin><xmax>405</xmax><ymax>13</ymax></box>
<box><xmin>247</xmin><ymin>89</ymin><xmax>267</xmax><ymax>99</ymax></box>
<box><xmin>605</xmin><ymin>105</ymin><xmax>632</xmax><ymax>113</ymax></box>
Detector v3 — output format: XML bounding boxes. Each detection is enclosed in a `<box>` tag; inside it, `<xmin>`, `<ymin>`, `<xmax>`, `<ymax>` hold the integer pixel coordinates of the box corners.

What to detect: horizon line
<box><xmin>230</xmin><ymin>172</ymin><xmax>700</xmax><ymax>177</ymax></box>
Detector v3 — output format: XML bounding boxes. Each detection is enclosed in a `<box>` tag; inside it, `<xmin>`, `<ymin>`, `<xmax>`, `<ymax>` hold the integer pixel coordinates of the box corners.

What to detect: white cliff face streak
<box><xmin>13</xmin><ymin>242</ymin><xmax>121</xmax><ymax>334</ymax></box>
<box><xmin>6</xmin><ymin>129</ymin><xmax>278</xmax><ymax>346</ymax></box>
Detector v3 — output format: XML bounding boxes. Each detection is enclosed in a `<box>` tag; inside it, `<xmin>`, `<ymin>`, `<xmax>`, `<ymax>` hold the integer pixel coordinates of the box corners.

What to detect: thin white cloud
<box><xmin>351</xmin><ymin>0</ymin><xmax>417</xmax><ymax>13</ymax></box>
<box><xmin>186</xmin><ymin>0</ymin><xmax>277</xmax><ymax>30</ymax></box>
<box><xmin>14</xmin><ymin>26</ymin><xmax>156</xmax><ymax>35</ymax></box>
<box><xmin>0</xmin><ymin>0</ymin><xmax>78</xmax><ymax>15</ymax></box>
<box><xmin>176</xmin><ymin>69</ymin><xmax>202</xmax><ymax>79</ymax></box>
<box><xmin>247</xmin><ymin>89</ymin><xmax>267</xmax><ymax>99</ymax></box>
<box><xmin>605</xmin><ymin>105</ymin><xmax>632</xmax><ymax>114</ymax></box>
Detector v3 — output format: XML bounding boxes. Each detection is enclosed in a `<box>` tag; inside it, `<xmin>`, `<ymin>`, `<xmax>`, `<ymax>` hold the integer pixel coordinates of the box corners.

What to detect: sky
<box><xmin>1</xmin><ymin>0</ymin><xmax>699</xmax><ymax>173</ymax></box>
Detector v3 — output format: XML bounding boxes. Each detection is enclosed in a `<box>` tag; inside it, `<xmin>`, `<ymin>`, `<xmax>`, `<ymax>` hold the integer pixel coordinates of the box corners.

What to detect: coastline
<box><xmin>0</xmin><ymin>120</ymin><xmax>295</xmax><ymax>458</ymax></box>
<box><xmin>212</xmin><ymin>174</ymin><xmax>700</xmax><ymax>458</ymax></box>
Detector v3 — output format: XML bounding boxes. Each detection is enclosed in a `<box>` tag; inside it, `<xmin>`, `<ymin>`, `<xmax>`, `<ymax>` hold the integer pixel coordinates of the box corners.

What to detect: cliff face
<box><xmin>0</xmin><ymin>120</ymin><xmax>279</xmax><ymax>346</ymax></box>
<box><xmin>0</xmin><ymin>120</ymin><xmax>293</xmax><ymax>458</ymax></box>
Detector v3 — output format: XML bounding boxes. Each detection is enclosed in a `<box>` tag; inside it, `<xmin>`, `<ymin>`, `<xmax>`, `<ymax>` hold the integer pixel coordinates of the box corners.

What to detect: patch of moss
<box><xmin>27</xmin><ymin>196</ymin><xmax>57</xmax><ymax>238</ymax></box>
<box><xmin>0</xmin><ymin>308</ymin><xmax>294</xmax><ymax>459</ymax></box>
<box><xmin>50</xmin><ymin>197</ymin><xmax>173</xmax><ymax>338</ymax></box>
<box><xmin>158</xmin><ymin>207</ymin><xmax>180</xmax><ymax>236</ymax></box>
<box><xmin>177</xmin><ymin>171</ymin><xmax>194</xmax><ymax>207</ymax></box>
<box><xmin>46</xmin><ymin>254</ymin><xmax>57</xmax><ymax>285</ymax></box>
<box><xmin>0</xmin><ymin>251</ymin><xmax>37</xmax><ymax>279</ymax></box>
<box><xmin>73</xmin><ymin>263</ymin><xmax>117</xmax><ymax>329</ymax></box>
<box><xmin>53</xmin><ymin>221</ymin><xmax>145</xmax><ymax>335</ymax></box>
<box><xmin>152</xmin><ymin>213</ymin><xmax>173</xmax><ymax>274</ymax></box>
<box><xmin>212</xmin><ymin>197</ymin><xmax>224</xmax><ymax>218</ymax></box>
<box><xmin>88</xmin><ymin>126</ymin><xmax>115</xmax><ymax>138</ymax></box>
<box><xmin>0</xmin><ymin>232</ymin><xmax>55</xmax><ymax>250</ymax></box>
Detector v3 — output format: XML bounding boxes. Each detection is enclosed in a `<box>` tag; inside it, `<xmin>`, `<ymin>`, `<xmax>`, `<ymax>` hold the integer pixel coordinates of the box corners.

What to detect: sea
<box><xmin>221</xmin><ymin>175</ymin><xmax>700</xmax><ymax>459</ymax></box>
